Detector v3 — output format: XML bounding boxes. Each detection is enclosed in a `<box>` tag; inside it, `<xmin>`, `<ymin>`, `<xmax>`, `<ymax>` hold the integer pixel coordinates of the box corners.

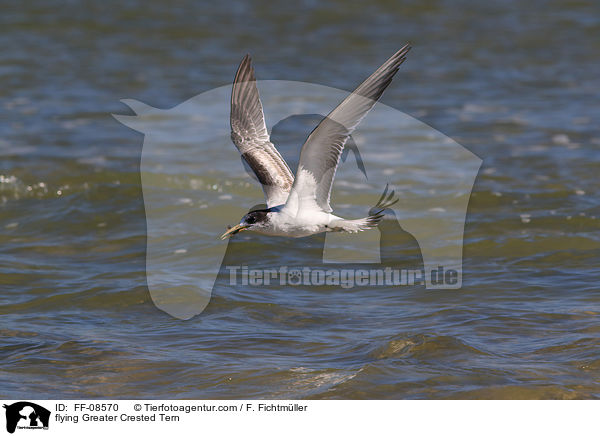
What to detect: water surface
<box><xmin>1</xmin><ymin>0</ymin><xmax>599</xmax><ymax>399</ymax></box>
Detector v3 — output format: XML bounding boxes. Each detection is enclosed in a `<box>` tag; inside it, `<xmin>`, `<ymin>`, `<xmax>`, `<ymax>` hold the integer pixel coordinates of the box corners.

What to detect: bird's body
<box><xmin>220</xmin><ymin>45</ymin><xmax>411</xmax><ymax>240</ymax></box>
<box><xmin>242</xmin><ymin>207</ymin><xmax>366</xmax><ymax>238</ymax></box>
<box><xmin>252</xmin><ymin>207</ymin><xmax>333</xmax><ymax>238</ymax></box>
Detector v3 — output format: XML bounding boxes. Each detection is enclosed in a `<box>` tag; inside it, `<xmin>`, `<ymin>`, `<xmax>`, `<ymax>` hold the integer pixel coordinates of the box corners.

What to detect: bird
<box><xmin>220</xmin><ymin>44</ymin><xmax>411</xmax><ymax>240</ymax></box>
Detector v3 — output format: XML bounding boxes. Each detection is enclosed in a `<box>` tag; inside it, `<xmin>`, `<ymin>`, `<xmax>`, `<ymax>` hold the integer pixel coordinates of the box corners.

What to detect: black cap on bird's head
<box><xmin>220</xmin><ymin>209</ymin><xmax>270</xmax><ymax>239</ymax></box>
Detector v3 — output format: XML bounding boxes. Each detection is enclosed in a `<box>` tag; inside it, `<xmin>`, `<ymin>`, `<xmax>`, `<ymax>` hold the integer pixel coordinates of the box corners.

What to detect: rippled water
<box><xmin>2</xmin><ymin>0</ymin><xmax>599</xmax><ymax>399</ymax></box>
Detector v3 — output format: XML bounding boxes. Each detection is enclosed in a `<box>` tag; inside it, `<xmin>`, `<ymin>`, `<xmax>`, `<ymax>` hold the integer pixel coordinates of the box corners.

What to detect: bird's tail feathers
<box><xmin>329</xmin><ymin>184</ymin><xmax>398</xmax><ymax>233</ymax></box>
<box><xmin>363</xmin><ymin>183</ymin><xmax>399</xmax><ymax>226</ymax></box>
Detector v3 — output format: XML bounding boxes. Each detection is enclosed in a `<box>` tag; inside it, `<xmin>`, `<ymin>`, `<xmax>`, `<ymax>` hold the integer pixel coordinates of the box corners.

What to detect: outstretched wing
<box><xmin>284</xmin><ymin>44</ymin><xmax>411</xmax><ymax>214</ymax></box>
<box><xmin>230</xmin><ymin>54</ymin><xmax>294</xmax><ymax>207</ymax></box>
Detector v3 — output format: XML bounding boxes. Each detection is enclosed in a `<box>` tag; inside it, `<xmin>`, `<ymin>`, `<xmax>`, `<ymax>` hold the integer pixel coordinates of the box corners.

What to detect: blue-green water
<box><xmin>1</xmin><ymin>0</ymin><xmax>599</xmax><ymax>399</ymax></box>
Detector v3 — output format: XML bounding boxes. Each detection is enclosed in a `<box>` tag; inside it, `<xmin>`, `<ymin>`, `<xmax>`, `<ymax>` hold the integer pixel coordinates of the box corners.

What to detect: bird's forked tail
<box><xmin>329</xmin><ymin>184</ymin><xmax>398</xmax><ymax>233</ymax></box>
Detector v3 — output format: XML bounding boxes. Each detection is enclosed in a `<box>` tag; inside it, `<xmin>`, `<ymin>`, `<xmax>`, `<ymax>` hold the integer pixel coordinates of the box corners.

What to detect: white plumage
<box><xmin>221</xmin><ymin>45</ymin><xmax>410</xmax><ymax>240</ymax></box>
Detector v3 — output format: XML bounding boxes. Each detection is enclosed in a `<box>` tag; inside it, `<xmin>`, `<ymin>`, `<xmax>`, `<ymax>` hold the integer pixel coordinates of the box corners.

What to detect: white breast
<box><xmin>257</xmin><ymin>210</ymin><xmax>336</xmax><ymax>238</ymax></box>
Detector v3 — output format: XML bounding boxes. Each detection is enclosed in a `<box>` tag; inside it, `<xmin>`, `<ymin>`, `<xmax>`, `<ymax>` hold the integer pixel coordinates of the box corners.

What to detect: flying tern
<box><xmin>221</xmin><ymin>44</ymin><xmax>410</xmax><ymax>239</ymax></box>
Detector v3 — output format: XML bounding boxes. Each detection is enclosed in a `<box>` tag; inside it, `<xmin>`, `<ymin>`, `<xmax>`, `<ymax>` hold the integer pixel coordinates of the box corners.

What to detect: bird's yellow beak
<box><xmin>220</xmin><ymin>223</ymin><xmax>249</xmax><ymax>240</ymax></box>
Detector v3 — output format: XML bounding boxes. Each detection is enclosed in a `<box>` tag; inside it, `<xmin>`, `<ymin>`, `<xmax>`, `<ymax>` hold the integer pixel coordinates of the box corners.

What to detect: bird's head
<box><xmin>220</xmin><ymin>209</ymin><xmax>270</xmax><ymax>239</ymax></box>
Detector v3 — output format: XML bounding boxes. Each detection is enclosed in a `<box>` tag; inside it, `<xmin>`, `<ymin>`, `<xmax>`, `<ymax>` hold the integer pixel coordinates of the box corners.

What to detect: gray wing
<box><xmin>230</xmin><ymin>54</ymin><xmax>294</xmax><ymax>207</ymax></box>
<box><xmin>284</xmin><ymin>44</ymin><xmax>411</xmax><ymax>214</ymax></box>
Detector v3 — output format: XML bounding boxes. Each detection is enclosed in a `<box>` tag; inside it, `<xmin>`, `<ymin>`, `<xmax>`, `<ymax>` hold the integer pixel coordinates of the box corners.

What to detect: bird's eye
<box><xmin>246</xmin><ymin>216</ymin><xmax>255</xmax><ymax>224</ymax></box>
